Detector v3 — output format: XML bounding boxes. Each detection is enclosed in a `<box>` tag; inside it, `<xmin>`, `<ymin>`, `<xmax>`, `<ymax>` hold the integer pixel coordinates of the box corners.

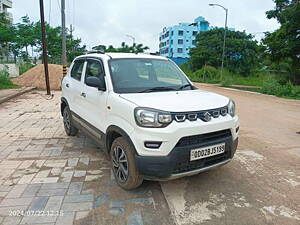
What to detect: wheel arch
<box><xmin>105</xmin><ymin>125</ymin><xmax>137</xmax><ymax>155</ymax></box>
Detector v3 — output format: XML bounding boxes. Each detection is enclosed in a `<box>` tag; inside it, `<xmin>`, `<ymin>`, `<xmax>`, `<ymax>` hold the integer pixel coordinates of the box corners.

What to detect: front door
<box><xmin>81</xmin><ymin>58</ymin><xmax>108</xmax><ymax>134</ymax></box>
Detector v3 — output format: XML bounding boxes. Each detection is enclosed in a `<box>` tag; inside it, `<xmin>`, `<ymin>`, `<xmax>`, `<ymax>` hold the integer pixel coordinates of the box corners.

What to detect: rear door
<box><xmin>81</xmin><ymin>58</ymin><xmax>108</xmax><ymax>133</ymax></box>
<box><xmin>67</xmin><ymin>59</ymin><xmax>86</xmax><ymax>116</ymax></box>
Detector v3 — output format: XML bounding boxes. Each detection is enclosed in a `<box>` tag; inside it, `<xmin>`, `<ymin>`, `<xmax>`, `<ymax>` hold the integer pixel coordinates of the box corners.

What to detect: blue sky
<box><xmin>11</xmin><ymin>0</ymin><xmax>279</xmax><ymax>51</ymax></box>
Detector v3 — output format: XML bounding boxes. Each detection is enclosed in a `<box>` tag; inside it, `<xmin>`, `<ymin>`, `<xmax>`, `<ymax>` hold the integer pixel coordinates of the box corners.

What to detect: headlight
<box><xmin>134</xmin><ymin>108</ymin><xmax>172</xmax><ymax>128</ymax></box>
<box><xmin>228</xmin><ymin>99</ymin><xmax>236</xmax><ymax>117</ymax></box>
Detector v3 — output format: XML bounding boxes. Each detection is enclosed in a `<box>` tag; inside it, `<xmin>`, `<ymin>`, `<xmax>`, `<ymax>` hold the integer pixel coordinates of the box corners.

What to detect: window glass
<box><xmin>109</xmin><ymin>59</ymin><xmax>190</xmax><ymax>93</ymax></box>
<box><xmin>71</xmin><ymin>60</ymin><xmax>85</xmax><ymax>81</ymax></box>
<box><xmin>85</xmin><ymin>60</ymin><xmax>105</xmax><ymax>86</ymax></box>
<box><xmin>178</xmin><ymin>48</ymin><xmax>183</xmax><ymax>53</ymax></box>
<box><xmin>178</xmin><ymin>30</ymin><xmax>184</xmax><ymax>36</ymax></box>
<box><xmin>178</xmin><ymin>39</ymin><xmax>183</xmax><ymax>44</ymax></box>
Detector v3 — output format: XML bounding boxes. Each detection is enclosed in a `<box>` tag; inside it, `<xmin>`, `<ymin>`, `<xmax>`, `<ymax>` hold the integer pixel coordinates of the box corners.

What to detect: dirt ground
<box><xmin>160</xmin><ymin>83</ymin><xmax>300</xmax><ymax>225</ymax></box>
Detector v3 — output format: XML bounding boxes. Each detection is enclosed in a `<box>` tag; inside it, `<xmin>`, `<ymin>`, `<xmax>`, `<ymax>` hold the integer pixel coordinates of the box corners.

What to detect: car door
<box><xmin>81</xmin><ymin>58</ymin><xmax>108</xmax><ymax>133</ymax></box>
<box><xmin>66</xmin><ymin>59</ymin><xmax>86</xmax><ymax>117</ymax></box>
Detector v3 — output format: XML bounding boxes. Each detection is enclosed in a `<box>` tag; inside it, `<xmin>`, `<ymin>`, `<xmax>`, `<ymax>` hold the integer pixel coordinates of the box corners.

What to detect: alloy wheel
<box><xmin>112</xmin><ymin>146</ymin><xmax>128</xmax><ymax>183</ymax></box>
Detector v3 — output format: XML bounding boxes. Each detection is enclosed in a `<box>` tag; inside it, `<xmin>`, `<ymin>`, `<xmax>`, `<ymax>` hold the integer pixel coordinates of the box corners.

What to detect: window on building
<box><xmin>186</xmin><ymin>40</ymin><xmax>189</xmax><ymax>42</ymax></box>
<box><xmin>178</xmin><ymin>30</ymin><xmax>184</xmax><ymax>36</ymax></box>
<box><xmin>192</xmin><ymin>40</ymin><xmax>196</xmax><ymax>45</ymax></box>
<box><xmin>171</xmin><ymin>40</ymin><xmax>173</xmax><ymax>45</ymax></box>
<box><xmin>166</xmin><ymin>31</ymin><xmax>169</xmax><ymax>37</ymax></box>
<box><xmin>171</xmin><ymin>31</ymin><xmax>174</xmax><ymax>36</ymax></box>
<box><xmin>178</xmin><ymin>39</ymin><xmax>183</xmax><ymax>44</ymax></box>
<box><xmin>167</xmin><ymin>40</ymin><xmax>169</xmax><ymax>45</ymax></box>
<box><xmin>177</xmin><ymin>48</ymin><xmax>183</xmax><ymax>53</ymax></box>
<box><xmin>193</xmin><ymin>31</ymin><xmax>198</xmax><ymax>36</ymax></box>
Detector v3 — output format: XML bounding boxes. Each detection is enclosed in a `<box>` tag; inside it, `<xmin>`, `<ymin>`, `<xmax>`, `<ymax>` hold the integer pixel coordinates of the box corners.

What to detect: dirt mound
<box><xmin>13</xmin><ymin>64</ymin><xmax>64</xmax><ymax>90</ymax></box>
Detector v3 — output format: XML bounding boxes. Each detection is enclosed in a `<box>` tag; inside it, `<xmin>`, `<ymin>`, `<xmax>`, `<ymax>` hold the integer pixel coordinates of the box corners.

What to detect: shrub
<box><xmin>0</xmin><ymin>68</ymin><xmax>18</xmax><ymax>89</ymax></box>
<box><xmin>261</xmin><ymin>79</ymin><xmax>300</xmax><ymax>99</ymax></box>
<box><xmin>19</xmin><ymin>63</ymin><xmax>34</xmax><ymax>75</ymax></box>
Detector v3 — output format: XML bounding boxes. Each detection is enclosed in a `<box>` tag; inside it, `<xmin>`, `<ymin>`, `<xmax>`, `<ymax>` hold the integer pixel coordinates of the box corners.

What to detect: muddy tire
<box><xmin>63</xmin><ymin>106</ymin><xmax>78</xmax><ymax>136</ymax></box>
<box><xmin>110</xmin><ymin>137</ymin><xmax>143</xmax><ymax>190</ymax></box>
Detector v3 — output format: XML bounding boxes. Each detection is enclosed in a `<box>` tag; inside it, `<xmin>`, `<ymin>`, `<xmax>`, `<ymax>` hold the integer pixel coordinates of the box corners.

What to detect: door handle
<box><xmin>81</xmin><ymin>92</ymin><xmax>86</xmax><ymax>98</ymax></box>
<box><xmin>66</xmin><ymin>83</ymin><xmax>69</xmax><ymax>88</ymax></box>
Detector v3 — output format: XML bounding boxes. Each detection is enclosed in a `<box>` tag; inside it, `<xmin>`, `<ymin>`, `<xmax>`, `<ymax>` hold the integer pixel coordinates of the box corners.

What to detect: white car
<box><xmin>61</xmin><ymin>52</ymin><xmax>239</xmax><ymax>189</ymax></box>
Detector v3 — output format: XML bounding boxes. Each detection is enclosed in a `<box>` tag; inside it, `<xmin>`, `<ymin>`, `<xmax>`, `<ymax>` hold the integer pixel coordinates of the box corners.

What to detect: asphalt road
<box><xmin>160</xmin><ymin>83</ymin><xmax>300</xmax><ymax>225</ymax></box>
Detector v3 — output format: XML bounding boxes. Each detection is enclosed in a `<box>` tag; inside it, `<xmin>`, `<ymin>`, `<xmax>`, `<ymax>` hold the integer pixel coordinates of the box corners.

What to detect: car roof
<box><xmin>75</xmin><ymin>52</ymin><xmax>168</xmax><ymax>61</ymax></box>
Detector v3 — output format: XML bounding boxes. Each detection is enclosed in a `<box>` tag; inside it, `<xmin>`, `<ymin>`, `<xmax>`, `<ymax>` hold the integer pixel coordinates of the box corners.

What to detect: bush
<box><xmin>0</xmin><ymin>68</ymin><xmax>18</xmax><ymax>89</ymax></box>
<box><xmin>261</xmin><ymin>79</ymin><xmax>300</xmax><ymax>99</ymax></box>
<box><xmin>19</xmin><ymin>63</ymin><xmax>34</xmax><ymax>75</ymax></box>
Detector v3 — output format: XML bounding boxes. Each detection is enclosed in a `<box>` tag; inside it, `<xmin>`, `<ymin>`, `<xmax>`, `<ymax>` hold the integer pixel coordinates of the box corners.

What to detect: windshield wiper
<box><xmin>177</xmin><ymin>84</ymin><xmax>193</xmax><ymax>91</ymax></box>
<box><xmin>140</xmin><ymin>87</ymin><xmax>177</xmax><ymax>93</ymax></box>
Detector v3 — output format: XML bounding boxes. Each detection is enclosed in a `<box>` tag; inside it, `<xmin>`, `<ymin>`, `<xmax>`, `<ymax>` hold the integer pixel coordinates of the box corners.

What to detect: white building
<box><xmin>0</xmin><ymin>0</ymin><xmax>12</xmax><ymax>22</ymax></box>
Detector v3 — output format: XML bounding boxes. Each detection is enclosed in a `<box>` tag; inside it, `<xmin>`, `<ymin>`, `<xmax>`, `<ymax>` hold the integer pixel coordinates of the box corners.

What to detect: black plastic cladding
<box><xmin>171</xmin><ymin>107</ymin><xmax>228</xmax><ymax>122</ymax></box>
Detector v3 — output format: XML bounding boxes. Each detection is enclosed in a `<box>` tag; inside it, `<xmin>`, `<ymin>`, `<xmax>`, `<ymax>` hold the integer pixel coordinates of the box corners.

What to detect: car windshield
<box><xmin>109</xmin><ymin>58</ymin><xmax>193</xmax><ymax>93</ymax></box>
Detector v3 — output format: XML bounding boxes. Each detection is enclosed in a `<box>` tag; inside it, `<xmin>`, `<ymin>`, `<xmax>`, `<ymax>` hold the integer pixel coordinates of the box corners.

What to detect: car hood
<box><xmin>120</xmin><ymin>90</ymin><xmax>229</xmax><ymax>112</ymax></box>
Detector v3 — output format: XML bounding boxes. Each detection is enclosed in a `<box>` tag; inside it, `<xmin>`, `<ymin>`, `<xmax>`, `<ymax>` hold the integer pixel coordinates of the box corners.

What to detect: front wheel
<box><xmin>110</xmin><ymin>137</ymin><xmax>143</xmax><ymax>190</ymax></box>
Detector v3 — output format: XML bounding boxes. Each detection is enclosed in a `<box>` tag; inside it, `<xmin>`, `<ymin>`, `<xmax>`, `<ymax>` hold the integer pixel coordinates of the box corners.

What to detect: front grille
<box><xmin>176</xmin><ymin>129</ymin><xmax>231</xmax><ymax>147</ymax></box>
<box><xmin>171</xmin><ymin>106</ymin><xmax>228</xmax><ymax>123</ymax></box>
<box><xmin>173</xmin><ymin>153</ymin><xmax>227</xmax><ymax>174</ymax></box>
<box><xmin>172</xmin><ymin>129</ymin><xmax>232</xmax><ymax>174</ymax></box>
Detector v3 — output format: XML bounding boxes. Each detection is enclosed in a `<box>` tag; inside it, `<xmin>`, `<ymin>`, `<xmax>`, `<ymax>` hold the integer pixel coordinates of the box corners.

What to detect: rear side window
<box><xmin>71</xmin><ymin>60</ymin><xmax>85</xmax><ymax>81</ymax></box>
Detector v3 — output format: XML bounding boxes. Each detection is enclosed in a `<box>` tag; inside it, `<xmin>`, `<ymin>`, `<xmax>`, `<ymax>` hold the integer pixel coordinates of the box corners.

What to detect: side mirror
<box><xmin>86</xmin><ymin>76</ymin><xmax>106</xmax><ymax>91</ymax></box>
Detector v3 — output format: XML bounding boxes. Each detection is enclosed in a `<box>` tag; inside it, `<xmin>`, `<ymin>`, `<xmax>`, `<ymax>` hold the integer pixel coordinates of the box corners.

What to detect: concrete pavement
<box><xmin>0</xmin><ymin>91</ymin><xmax>173</xmax><ymax>225</ymax></box>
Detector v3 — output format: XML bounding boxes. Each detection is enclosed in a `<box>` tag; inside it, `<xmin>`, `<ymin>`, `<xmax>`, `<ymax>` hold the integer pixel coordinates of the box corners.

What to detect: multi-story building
<box><xmin>0</xmin><ymin>0</ymin><xmax>13</xmax><ymax>22</ymax></box>
<box><xmin>159</xmin><ymin>16</ymin><xmax>209</xmax><ymax>64</ymax></box>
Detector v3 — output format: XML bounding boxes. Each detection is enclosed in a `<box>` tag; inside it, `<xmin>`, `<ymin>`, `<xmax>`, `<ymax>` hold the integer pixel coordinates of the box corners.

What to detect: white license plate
<box><xmin>190</xmin><ymin>143</ymin><xmax>225</xmax><ymax>161</ymax></box>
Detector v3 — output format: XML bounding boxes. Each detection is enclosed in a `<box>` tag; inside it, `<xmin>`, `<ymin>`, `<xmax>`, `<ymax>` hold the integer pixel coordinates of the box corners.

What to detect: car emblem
<box><xmin>201</xmin><ymin>112</ymin><xmax>211</xmax><ymax>122</ymax></box>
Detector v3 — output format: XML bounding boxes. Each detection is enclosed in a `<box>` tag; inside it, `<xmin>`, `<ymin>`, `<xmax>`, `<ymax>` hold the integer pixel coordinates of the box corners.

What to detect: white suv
<box><xmin>61</xmin><ymin>52</ymin><xmax>239</xmax><ymax>189</ymax></box>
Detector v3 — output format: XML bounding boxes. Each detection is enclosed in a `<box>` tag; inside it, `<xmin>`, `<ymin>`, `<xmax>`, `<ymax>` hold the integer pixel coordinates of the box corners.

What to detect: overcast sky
<box><xmin>11</xmin><ymin>0</ymin><xmax>279</xmax><ymax>51</ymax></box>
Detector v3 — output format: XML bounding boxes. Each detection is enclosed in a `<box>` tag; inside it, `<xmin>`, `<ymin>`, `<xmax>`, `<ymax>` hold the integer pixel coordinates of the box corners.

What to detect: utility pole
<box><xmin>209</xmin><ymin>3</ymin><xmax>228</xmax><ymax>81</ymax></box>
<box><xmin>61</xmin><ymin>0</ymin><xmax>67</xmax><ymax>76</ymax></box>
<box><xmin>39</xmin><ymin>0</ymin><xmax>51</xmax><ymax>95</ymax></box>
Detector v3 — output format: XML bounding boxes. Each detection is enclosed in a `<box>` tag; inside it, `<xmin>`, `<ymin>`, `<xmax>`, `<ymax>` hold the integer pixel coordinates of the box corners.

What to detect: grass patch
<box><xmin>181</xmin><ymin>65</ymin><xmax>300</xmax><ymax>100</ymax></box>
<box><xmin>0</xmin><ymin>68</ymin><xmax>19</xmax><ymax>90</ymax></box>
<box><xmin>19</xmin><ymin>63</ymin><xmax>34</xmax><ymax>75</ymax></box>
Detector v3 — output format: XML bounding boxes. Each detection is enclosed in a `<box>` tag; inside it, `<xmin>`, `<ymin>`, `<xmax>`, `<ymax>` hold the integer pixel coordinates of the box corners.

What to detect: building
<box><xmin>159</xmin><ymin>16</ymin><xmax>209</xmax><ymax>64</ymax></box>
<box><xmin>0</xmin><ymin>0</ymin><xmax>13</xmax><ymax>22</ymax></box>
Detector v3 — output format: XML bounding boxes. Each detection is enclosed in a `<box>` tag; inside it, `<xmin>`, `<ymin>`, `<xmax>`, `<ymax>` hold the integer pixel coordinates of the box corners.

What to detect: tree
<box><xmin>263</xmin><ymin>0</ymin><xmax>300</xmax><ymax>83</ymax></box>
<box><xmin>92</xmin><ymin>42</ymin><xmax>149</xmax><ymax>54</ymax></box>
<box><xmin>189</xmin><ymin>28</ymin><xmax>259</xmax><ymax>75</ymax></box>
<box><xmin>0</xmin><ymin>13</ymin><xmax>14</xmax><ymax>61</ymax></box>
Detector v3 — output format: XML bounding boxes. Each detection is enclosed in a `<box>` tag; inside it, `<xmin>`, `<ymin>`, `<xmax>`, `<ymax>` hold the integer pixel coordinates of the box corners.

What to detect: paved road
<box><xmin>160</xmin><ymin>83</ymin><xmax>300</xmax><ymax>225</ymax></box>
<box><xmin>0</xmin><ymin>91</ymin><xmax>173</xmax><ymax>225</ymax></box>
<box><xmin>0</xmin><ymin>87</ymin><xmax>299</xmax><ymax>225</ymax></box>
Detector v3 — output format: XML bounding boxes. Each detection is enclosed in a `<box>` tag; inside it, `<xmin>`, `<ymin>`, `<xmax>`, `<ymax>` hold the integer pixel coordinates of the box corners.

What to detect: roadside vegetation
<box><xmin>0</xmin><ymin>68</ymin><xmax>19</xmax><ymax>90</ymax></box>
<box><xmin>182</xmin><ymin>0</ymin><xmax>300</xmax><ymax>100</ymax></box>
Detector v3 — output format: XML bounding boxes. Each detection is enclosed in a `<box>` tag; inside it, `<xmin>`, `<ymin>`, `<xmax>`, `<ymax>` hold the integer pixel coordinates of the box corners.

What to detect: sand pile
<box><xmin>13</xmin><ymin>64</ymin><xmax>65</xmax><ymax>90</ymax></box>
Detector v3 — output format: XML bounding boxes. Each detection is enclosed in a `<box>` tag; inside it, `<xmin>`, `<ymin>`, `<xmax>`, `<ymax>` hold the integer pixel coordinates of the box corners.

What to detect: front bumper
<box><xmin>135</xmin><ymin>132</ymin><xmax>238</xmax><ymax>180</ymax></box>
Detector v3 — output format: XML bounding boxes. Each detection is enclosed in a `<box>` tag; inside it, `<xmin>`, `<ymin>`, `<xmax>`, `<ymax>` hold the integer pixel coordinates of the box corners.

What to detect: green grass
<box><xmin>19</xmin><ymin>63</ymin><xmax>34</xmax><ymax>75</ymax></box>
<box><xmin>0</xmin><ymin>69</ymin><xmax>19</xmax><ymax>90</ymax></box>
<box><xmin>182</xmin><ymin>66</ymin><xmax>300</xmax><ymax>100</ymax></box>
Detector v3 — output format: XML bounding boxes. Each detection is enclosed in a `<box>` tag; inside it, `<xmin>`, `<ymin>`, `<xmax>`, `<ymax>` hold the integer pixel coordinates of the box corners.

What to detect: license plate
<box><xmin>190</xmin><ymin>143</ymin><xmax>225</xmax><ymax>161</ymax></box>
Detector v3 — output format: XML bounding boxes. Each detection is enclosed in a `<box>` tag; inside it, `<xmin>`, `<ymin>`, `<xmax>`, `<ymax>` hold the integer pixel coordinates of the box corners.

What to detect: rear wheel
<box><xmin>110</xmin><ymin>137</ymin><xmax>143</xmax><ymax>190</ymax></box>
<box><xmin>63</xmin><ymin>106</ymin><xmax>78</xmax><ymax>136</ymax></box>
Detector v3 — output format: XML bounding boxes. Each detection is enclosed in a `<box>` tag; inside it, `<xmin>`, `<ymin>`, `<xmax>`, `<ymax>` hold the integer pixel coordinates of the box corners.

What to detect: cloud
<box><xmin>11</xmin><ymin>0</ymin><xmax>279</xmax><ymax>51</ymax></box>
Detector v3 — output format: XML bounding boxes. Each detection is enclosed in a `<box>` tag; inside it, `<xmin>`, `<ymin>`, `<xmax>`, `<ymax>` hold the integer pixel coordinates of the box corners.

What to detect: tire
<box><xmin>63</xmin><ymin>106</ymin><xmax>78</xmax><ymax>136</ymax></box>
<box><xmin>110</xmin><ymin>137</ymin><xmax>143</xmax><ymax>190</ymax></box>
